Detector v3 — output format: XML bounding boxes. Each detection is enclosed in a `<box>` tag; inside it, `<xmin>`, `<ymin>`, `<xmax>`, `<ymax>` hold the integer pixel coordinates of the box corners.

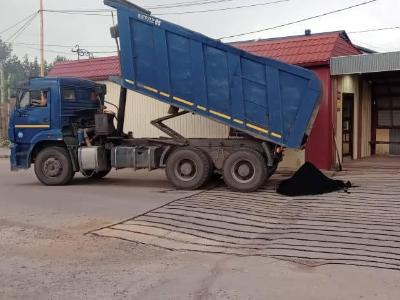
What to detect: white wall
<box><xmin>101</xmin><ymin>81</ymin><xmax>230</xmax><ymax>139</ymax></box>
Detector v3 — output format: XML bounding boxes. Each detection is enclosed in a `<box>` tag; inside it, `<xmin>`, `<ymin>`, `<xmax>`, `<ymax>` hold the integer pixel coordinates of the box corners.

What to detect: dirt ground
<box><xmin>1</xmin><ymin>157</ymin><xmax>400</xmax><ymax>299</ymax></box>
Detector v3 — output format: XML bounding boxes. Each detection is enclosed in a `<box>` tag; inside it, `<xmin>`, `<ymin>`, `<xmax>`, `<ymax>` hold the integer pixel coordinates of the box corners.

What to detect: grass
<box><xmin>0</xmin><ymin>138</ymin><xmax>10</xmax><ymax>148</ymax></box>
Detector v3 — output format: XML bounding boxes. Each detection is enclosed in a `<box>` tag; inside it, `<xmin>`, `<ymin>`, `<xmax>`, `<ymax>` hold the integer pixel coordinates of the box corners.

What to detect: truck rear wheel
<box><xmin>34</xmin><ymin>146</ymin><xmax>74</xmax><ymax>186</ymax></box>
<box><xmin>222</xmin><ymin>149</ymin><xmax>267</xmax><ymax>192</ymax></box>
<box><xmin>166</xmin><ymin>147</ymin><xmax>212</xmax><ymax>190</ymax></box>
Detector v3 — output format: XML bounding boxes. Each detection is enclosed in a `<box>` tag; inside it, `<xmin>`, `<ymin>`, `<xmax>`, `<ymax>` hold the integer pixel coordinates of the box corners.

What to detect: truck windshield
<box><xmin>18</xmin><ymin>90</ymin><xmax>49</xmax><ymax>108</ymax></box>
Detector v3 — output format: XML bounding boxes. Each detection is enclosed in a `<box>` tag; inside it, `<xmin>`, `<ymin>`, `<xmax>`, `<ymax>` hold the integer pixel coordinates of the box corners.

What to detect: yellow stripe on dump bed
<box><xmin>143</xmin><ymin>85</ymin><xmax>158</xmax><ymax>93</ymax></box>
<box><xmin>160</xmin><ymin>92</ymin><xmax>170</xmax><ymax>98</ymax></box>
<box><xmin>15</xmin><ymin>125</ymin><xmax>50</xmax><ymax>129</ymax></box>
<box><xmin>233</xmin><ymin>119</ymin><xmax>244</xmax><ymax>125</ymax></box>
<box><xmin>271</xmin><ymin>132</ymin><xmax>282</xmax><ymax>138</ymax></box>
<box><xmin>125</xmin><ymin>79</ymin><xmax>135</xmax><ymax>85</ymax></box>
<box><xmin>246</xmin><ymin>123</ymin><xmax>268</xmax><ymax>134</ymax></box>
<box><xmin>197</xmin><ymin>105</ymin><xmax>207</xmax><ymax>111</ymax></box>
<box><xmin>209</xmin><ymin>110</ymin><xmax>230</xmax><ymax>120</ymax></box>
<box><xmin>173</xmin><ymin>96</ymin><xmax>194</xmax><ymax>106</ymax></box>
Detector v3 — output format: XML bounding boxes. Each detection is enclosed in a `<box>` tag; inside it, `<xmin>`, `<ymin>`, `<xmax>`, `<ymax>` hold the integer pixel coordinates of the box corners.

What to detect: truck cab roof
<box><xmin>18</xmin><ymin>76</ymin><xmax>105</xmax><ymax>89</ymax></box>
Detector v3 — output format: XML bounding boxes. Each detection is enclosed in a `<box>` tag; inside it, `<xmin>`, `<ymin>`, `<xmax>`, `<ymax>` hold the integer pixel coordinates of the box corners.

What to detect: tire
<box><xmin>34</xmin><ymin>146</ymin><xmax>74</xmax><ymax>186</ymax></box>
<box><xmin>222</xmin><ymin>149</ymin><xmax>267</xmax><ymax>192</ymax></box>
<box><xmin>166</xmin><ymin>147</ymin><xmax>212</xmax><ymax>190</ymax></box>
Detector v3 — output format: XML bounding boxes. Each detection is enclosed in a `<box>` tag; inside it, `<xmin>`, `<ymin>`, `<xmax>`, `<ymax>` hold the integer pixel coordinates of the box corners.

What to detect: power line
<box><xmin>22</xmin><ymin>45</ymin><xmax>75</xmax><ymax>56</ymax></box>
<box><xmin>349</xmin><ymin>26</ymin><xmax>400</xmax><ymax>34</ymax></box>
<box><xmin>5</xmin><ymin>13</ymin><xmax>39</xmax><ymax>43</ymax></box>
<box><xmin>90</xmin><ymin>50</ymin><xmax>118</xmax><ymax>53</ymax></box>
<box><xmin>13</xmin><ymin>42</ymin><xmax>116</xmax><ymax>49</ymax></box>
<box><xmin>42</xmin><ymin>1</ymin><xmax>289</xmax><ymax>17</ymax></box>
<box><xmin>220</xmin><ymin>0</ymin><xmax>378</xmax><ymax>40</ymax></box>
<box><xmin>147</xmin><ymin>0</ymin><xmax>254</xmax><ymax>9</ymax></box>
<box><xmin>42</xmin><ymin>10</ymin><xmax>112</xmax><ymax>17</ymax></box>
<box><xmin>0</xmin><ymin>11</ymin><xmax>38</xmax><ymax>36</ymax></box>
<box><xmin>155</xmin><ymin>0</ymin><xmax>290</xmax><ymax>15</ymax></box>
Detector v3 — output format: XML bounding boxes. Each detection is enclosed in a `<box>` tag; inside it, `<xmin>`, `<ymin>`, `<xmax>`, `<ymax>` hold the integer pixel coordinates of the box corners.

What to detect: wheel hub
<box><xmin>237</xmin><ymin>164</ymin><xmax>251</xmax><ymax>177</ymax></box>
<box><xmin>232</xmin><ymin>160</ymin><xmax>255</xmax><ymax>183</ymax></box>
<box><xmin>43</xmin><ymin>157</ymin><xmax>62</xmax><ymax>178</ymax></box>
<box><xmin>180</xmin><ymin>162</ymin><xmax>194</xmax><ymax>176</ymax></box>
<box><xmin>175</xmin><ymin>159</ymin><xmax>197</xmax><ymax>182</ymax></box>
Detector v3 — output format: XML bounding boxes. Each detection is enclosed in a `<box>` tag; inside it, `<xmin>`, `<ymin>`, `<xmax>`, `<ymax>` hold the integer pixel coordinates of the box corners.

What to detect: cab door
<box><xmin>13</xmin><ymin>89</ymin><xmax>51</xmax><ymax>145</ymax></box>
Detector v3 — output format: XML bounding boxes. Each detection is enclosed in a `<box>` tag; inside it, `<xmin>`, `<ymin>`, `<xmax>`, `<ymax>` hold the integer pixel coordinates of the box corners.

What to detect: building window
<box><xmin>377</xmin><ymin>96</ymin><xmax>400</xmax><ymax>128</ymax></box>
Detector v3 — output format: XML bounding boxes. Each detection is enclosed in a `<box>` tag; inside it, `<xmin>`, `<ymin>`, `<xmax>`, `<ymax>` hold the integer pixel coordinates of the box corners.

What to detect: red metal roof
<box><xmin>48</xmin><ymin>56</ymin><xmax>120</xmax><ymax>81</ymax></box>
<box><xmin>47</xmin><ymin>31</ymin><xmax>361</xmax><ymax>80</ymax></box>
<box><xmin>232</xmin><ymin>31</ymin><xmax>361</xmax><ymax>67</ymax></box>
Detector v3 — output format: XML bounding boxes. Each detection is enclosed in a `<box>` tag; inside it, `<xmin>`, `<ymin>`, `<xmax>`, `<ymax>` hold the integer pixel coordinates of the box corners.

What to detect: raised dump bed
<box><xmin>105</xmin><ymin>0</ymin><xmax>322</xmax><ymax>149</ymax></box>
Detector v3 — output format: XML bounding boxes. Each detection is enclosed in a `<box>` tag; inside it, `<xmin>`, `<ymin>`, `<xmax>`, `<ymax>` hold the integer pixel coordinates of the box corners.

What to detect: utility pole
<box><xmin>40</xmin><ymin>0</ymin><xmax>45</xmax><ymax>77</ymax></box>
<box><xmin>0</xmin><ymin>63</ymin><xmax>5</xmax><ymax>138</ymax></box>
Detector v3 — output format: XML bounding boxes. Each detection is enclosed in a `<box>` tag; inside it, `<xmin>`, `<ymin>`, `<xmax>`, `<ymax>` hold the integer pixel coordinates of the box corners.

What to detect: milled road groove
<box><xmin>94</xmin><ymin>165</ymin><xmax>400</xmax><ymax>271</ymax></box>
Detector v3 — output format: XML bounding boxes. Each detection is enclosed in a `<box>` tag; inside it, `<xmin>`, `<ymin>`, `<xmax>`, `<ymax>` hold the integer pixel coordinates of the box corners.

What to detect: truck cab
<box><xmin>9</xmin><ymin>77</ymin><xmax>106</xmax><ymax>176</ymax></box>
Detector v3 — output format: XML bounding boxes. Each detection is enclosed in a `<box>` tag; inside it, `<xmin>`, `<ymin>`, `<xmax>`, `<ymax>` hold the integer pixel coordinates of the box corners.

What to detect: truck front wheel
<box><xmin>34</xmin><ymin>147</ymin><xmax>74</xmax><ymax>186</ymax></box>
<box><xmin>166</xmin><ymin>147</ymin><xmax>212</xmax><ymax>190</ymax></box>
<box><xmin>222</xmin><ymin>149</ymin><xmax>267</xmax><ymax>192</ymax></box>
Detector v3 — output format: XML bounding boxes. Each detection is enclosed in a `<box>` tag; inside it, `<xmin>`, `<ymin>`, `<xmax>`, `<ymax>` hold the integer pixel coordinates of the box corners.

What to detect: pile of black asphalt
<box><xmin>277</xmin><ymin>162</ymin><xmax>352</xmax><ymax>196</ymax></box>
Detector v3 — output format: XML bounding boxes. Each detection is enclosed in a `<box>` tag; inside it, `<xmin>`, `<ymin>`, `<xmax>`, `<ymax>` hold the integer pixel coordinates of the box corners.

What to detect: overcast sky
<box><xmin>0</xmin><ymin>0</ymin><xmax>399</xmax><ymax>62</ymax></box>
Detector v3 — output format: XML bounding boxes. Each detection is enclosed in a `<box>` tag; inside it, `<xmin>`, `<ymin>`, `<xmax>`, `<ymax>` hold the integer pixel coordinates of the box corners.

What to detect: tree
<box><xmin>0</xmin><ymin>38</ymin><xmax>12</xmax><ymax>65</ymax></box>
<box><xmin>0</xmin><ymin>41</ymin><xmax>70</xmax><ymax>99</ymax></box>
<box><xmin>4</xmin><ymin>55</ymin><xmax>25</xmax><ymax>93</ymax></box>
<box><xmin>30</xmin><ymin>57</ymin><xmax>40</xmax><ymax>77</ymax></box>
<box><xmin>47</xmin><ymin>55</ymin><xmax>68</xmax><ymax>72</ymax></box>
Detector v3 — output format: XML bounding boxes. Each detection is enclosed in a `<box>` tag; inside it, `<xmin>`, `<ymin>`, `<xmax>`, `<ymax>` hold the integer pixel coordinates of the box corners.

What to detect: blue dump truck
<box><xmin>8</xmin><ymin>0</ymin><xmax>321</xmax><ymax>192</ymax></box>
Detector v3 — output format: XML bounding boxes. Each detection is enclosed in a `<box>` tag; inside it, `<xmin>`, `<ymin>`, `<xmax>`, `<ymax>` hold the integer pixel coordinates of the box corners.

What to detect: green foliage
<box><xmin>0</xmin><ymin>38</ymin><xmax>69</xmax><ymax>99</ymax></box>
<box><xmin>0</xmin><ymin>38</ymin><xmax>12</xmax><ymax>65</ymax></box>
<box><xmin>0</xmin><ymin>138</ymin><xmax>10</xmax><ymax>148</ymax></box>
<box><xmin>47</xmin><ymin>55</ymin><xmax>68</xmax><ymax>71</ymax></box>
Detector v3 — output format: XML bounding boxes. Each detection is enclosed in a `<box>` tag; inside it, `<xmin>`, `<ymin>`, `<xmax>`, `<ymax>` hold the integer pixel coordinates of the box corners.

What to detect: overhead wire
<box><xmin>4</xmin><ymin>0</ymin><xmax>397</xmax><ymax>58</ymax></box>
<box><xmin>5</xmin><ymin>12</ymin><xmax>39</xmax><ymax>43</ymax></box>
<box><xmin>146</xmin><ymin>0</ymin><xmax>261</xmax><ymax>9</ymax></box>
<box><xmin>12</xmin><ymin>42</ymin><xmax>116</xmax><ymax>49</ymax></box>
<box><xmin>0</xmin><ymin>11</ymin><xmax>39</xmax><ymax>36</ymax></box>
<box><xmin>155</xmin><ymin>0</ymin><xmax>290</xmax><ymax>15</ymax></box>
<box><xmin>42</xmin><ymin>1</ymin><xmax>290</xmax><ymax>17</ymax></box>
<box><xmin>41</xmin><ymin>10</ymin><xmax>112</xmax><ymax>17</ymax></box>
<box><xmin>22</xmin><ymin>45</ymin><xmax>76</xmax><ymax>56</ymax></box>
<box><xmin>349</xmin><ymin>26</ymin><xmax>400</xmax><ymax>34</ymax></box>
<box><xmin>220</xmin><ymin>0</ymin><xmax>378</xmax><ymax>40</ymax></box>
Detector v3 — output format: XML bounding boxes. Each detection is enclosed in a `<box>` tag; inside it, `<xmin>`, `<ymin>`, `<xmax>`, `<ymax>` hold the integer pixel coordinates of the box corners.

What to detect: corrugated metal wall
<box><xmin>360</xmin><ymin>80</ymin><xmax>372</xmax><ymax>158</ymax></box>
<box><xmin>101</xmin><ymin>81</ymin><xmax>230</xmax><ymax>138</ymax></box>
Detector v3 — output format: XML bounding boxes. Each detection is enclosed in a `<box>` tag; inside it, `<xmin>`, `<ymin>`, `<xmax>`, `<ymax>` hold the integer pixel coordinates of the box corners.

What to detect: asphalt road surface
<box><xmin>1</xmin><ymin>156</ymin><xmax>400</xmax><ymax>300</ymax></box>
